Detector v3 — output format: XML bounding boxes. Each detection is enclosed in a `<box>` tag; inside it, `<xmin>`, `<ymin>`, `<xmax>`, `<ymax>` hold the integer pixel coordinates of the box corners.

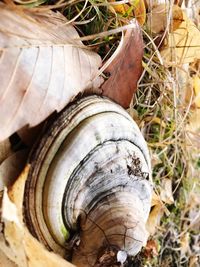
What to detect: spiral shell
<box><xmin>24</xmin><ymin>95</ymin><xmax>152</xmax><ymax>266</ymax></box>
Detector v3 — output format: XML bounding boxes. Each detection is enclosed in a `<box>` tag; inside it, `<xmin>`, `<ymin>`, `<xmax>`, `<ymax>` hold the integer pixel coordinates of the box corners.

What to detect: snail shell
<box><xmin>24</xmin><ymin>95</ymin><xmax>152</xmax><ymax>266</ymax></box>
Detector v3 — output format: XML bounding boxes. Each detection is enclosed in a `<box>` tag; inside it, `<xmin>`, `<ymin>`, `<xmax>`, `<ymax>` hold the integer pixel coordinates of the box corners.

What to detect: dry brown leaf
<box><xmin>176</xmin><ymin>64</ymin><xmax>193</xmax><ymax>106</ymax></box>
<box><xmin>0</xmin><ymin>165</ymin><xmax>75</xmax><ymax>267</ymax></box>
<box><xmin>189</xmin><ymin>256</ymin><xmax>199</xmax><ymax>267</ymax></box>
<box><xmin>0</xmin><ymin>149</ymin><xmax>28</xmax><ymax>191</ymax></box>
<box><xmin>193</xmin><ymin>75</ymin><xmax>200</xmax><ymax>107</ymax></box>
<box><xmin>161</xmin><ymin>12</ymin><xmax>200</xmax><ymax>65</ymax></box>
<box><xmin>186</xmin><ymin>109</ymin><xmax>200</xmax><ymax>148</ymax></box>
<box><xmin>150</xmin><ymin>190</ymin><xmax>161</xmax><ymax>206</ymax></box>
<box><xmin>144</xmin><ymin>0</ymin><xmax>166</xmax><ymax>8</ymax></box>
<box><xmin>101</xmin><ymin>20</ymin><xmax>143</xmax><ymax>108</ymax></box>
<box><xmin>17</xmin><ymin>124</ymin><xmax>44</xmax><ymax>146</ymax></box>
<box><xmin>181</xmin><ymin>192</ymin><xmax>200</xmax><ymax>237</ymax></box>
<box><xmin>160</xmin><ymin>178</ymin><xmax>174</xmax><ymax>205</ymax></box>
<box><xmin>0</xmin><ymin>139</ymin><xmax>12</xmax><ymax>164</ymax></box>
<box><xmin>146</xmin><ymin>191</ymin><xmax>164</xmax><ymax>235</ymax></box>
<box><xmin>147</xmin><ymin>4</ymin><xmax>183</xmax><ymax>34</ymax></box>
<box><xmin>180</xmin><ymin>233</ymin><xmax>190</xmax><ymax>257</ymax></box>
<box><xmin>143</xmin><ymin>239</ymin><xmax>159</xmax><ymax>258</ymax></box>
<box><xmin>0</xmin><ymin>250</ymin><xmax>17</xmax><ymax>267</ymax></box>
<box><xmin>127</xmin><ymin>107</ymin><xmax>141</xmax><ymax>125</ymax></box>
<box><xmin>0</xmin><ymin>3</ymin><xmax>102</xmax><ymax>142</ymax></box>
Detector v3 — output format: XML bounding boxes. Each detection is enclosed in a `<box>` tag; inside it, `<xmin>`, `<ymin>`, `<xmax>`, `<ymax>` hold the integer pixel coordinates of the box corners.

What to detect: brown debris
<box><xmin>101</xmin><ymin>20</ymin><xmax>144</xmax><ymax>108</ymax></box>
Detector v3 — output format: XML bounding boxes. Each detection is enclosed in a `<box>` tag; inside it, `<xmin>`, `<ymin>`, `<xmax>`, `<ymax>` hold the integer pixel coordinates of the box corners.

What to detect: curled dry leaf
<box><xmin>0</xmin><ymin>166</ymin><xmax>75</xmax><ymax>267</ymax></box>
<box><xmin>146</xmin><ymin>179</ymin><xmax>175</xmax><ymax>236</ymax></box>
<box><xmin>0</xmin><ymin>3</ymin><xmax>102</xmax><ymax>142</ymax></box>
<box><xmin>101</xmin><ymin>20</ymin><xmax>143</xmax><ymax>108</ymax></box>
<box><xmin>146</xmin><ymin>191</ymin><xmax>168</xmax><ymax>236</ymax></box>
<box><xmin>146</xmin><ymin>203</ymin><xmax>164</xmax><ymax>236</ymax></box>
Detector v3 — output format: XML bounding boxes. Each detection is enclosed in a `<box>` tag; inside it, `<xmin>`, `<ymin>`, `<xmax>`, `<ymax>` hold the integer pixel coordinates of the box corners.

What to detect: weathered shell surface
<box><xmin>24</xmin><ymin>95</ymin><xmax>152</xmax><ymax>266</ymax></box>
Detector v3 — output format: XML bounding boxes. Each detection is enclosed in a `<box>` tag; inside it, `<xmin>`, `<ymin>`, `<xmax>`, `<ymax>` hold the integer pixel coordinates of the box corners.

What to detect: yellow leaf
<box><xmin>193</xmin><ymin>75</ymin><xmax>200</xmax><ymax>107</ymax></box>
<box><xmin>109</xmin><ymin>0</ymin><xmax>146</xmax><ymax>25</ymax></box>
<box><xmin>144</xmin><ymin>116</ymin><xmax>166</xmax><ymax>128</ymax></box>
<box><xmin>0</xmin><ymin>166</ymin><xmax>75</xmax><ymax>267</ymax></box>
<box><xmin>146</xmin><ymin>202</ymin><xmax>164</xmax><ymax>235</ymax></box>
<box><xmin>108</xmin><ymin>0</ymin><xmax>130</xmax><ymax>16</ymax></box>
<box><xmin>180</xmin><ymin>233</ymin><xmax>190</xmax><ymax>257</ymax></box>
<box><xmin>147</xmin><ymin>4</ymin><xmax>183</xmax><ymax>34</ymax></box>
<box><xmin>161</xmin><ymin>12</ymin><xmax>200</xmax><ymax>65</ymax></box>
<box><xmin>151</xmin><ymin>191</ymin><xmax>161</xmax><ymax>206</ymax></box>
<box><xmin>133</xmin><ymin>0</ymin><xmax>146</xmax><ymax>25</ymax></box>
<box><xmin>186</xmin><ymin>109</ymin><xmax>200</xmax><ymax>148</ymax></box>
<box><xmin>189</xmin><ymin>256</ymin><xmax>199</xmax><ymax>267</ymax></box>
<box><xmin>172</xmin><ymin>4</ymin><xmax>184</xmax><ymax>31</ymax></box>
<box><xmin>110</xmin><ymin>3</ymin><xmax>129</xmax><ymax>15</ymax></box>
<box><xmin>187</xmin><ymin>109</ymin><xmax>200</xmax><ymax>134</ymax></box>
<box><xmin>146</xmin><ymin>190</ymin><xmax>172</xmax><ymax>235</ymax></box>
<box><xmin>160</xmin><ymin>178</ymin><xmax>174</xmax><ymax>205</ymax></box>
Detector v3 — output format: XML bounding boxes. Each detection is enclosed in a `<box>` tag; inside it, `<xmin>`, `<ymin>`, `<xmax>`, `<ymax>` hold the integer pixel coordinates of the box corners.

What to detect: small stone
<box><xmin>117</xmin><ymin>250</ymin><xmax>127</xmax><ymax>265</ymax></box>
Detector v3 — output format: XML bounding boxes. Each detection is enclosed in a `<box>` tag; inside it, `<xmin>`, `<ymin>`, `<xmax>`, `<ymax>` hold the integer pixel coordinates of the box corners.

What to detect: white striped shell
<box><xmin>24</xmin><ymin>95</ymin><xmax>152</xmax><ymax>266</ymax></box>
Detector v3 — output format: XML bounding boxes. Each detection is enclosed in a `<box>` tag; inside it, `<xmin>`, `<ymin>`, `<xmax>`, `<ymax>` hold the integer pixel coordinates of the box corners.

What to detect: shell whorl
<box><xmin>24</xmin><ymin>95</ymin><xmax>152</xmax><ymax>266</ymax></box>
